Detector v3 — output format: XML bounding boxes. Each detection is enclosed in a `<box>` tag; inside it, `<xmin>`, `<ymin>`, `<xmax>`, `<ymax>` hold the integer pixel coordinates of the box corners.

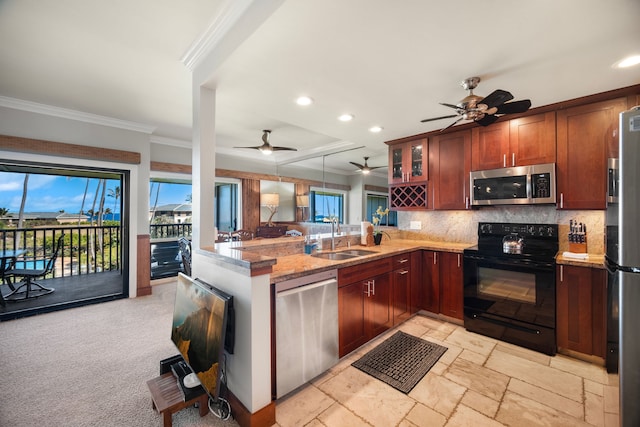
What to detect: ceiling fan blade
<box><xmin>440</xmin><ymin>102</ymin><xmax>461</xmax><ymax>110</ymax></box>
<box><xmin>496</xmin><ymin>99</ymin><xmax>532</xmax><ymax>115</ymax></box>
<box><xmin>420</xmin><ymin>114</ymin><xmax>458</xmax><ymax>123</ymax></box>
<box><xmin>349</xmin><ymin>161</ymin><xmax>365</xmax><ymax>169</ymax></box>
<box><xmin>233</xmin><ymin>145</ymin><xmax>263</xmax><ymax>150</ymax></box>
<box><xmin>479</xmin><ymin>89</ymin><xmax>514</xmax><ymax>109</ymax></box>
<box><xmin>271</xmin><ymin>146</ymin><xmax>297</xmax><ymax>152</ymax></box>
<box><xmin>368</xmin><ymin>166</ymin><xmax>385</xmax><ymax>170</ymax></box>
<box><xmin>475</xmin><ymin>114</ymin><xmax>499</xmax><ymax>127</ymax></box>
<box><xmin>441</xmin><ymin>116</ymin><xmax>464</xmax><ymax>131</ymax></box>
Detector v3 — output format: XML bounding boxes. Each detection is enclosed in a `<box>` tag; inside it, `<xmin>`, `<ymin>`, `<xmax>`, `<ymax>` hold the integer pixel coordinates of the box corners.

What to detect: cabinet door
<box><xmin>388</xmin><ymin>139</ymin><xmax>428</xmax><ymax>184</ymax></box>
<box><xmin>439</xmin><ymin>252</ymin><xmax>464</xmax><ymax>320</ymax></box>
<box><xmin>367</xmin><ymin>272</ymin><xmax>393</xmax><ymax>339</ymax></box>
<box><xmin>556</xmin><ymin>265</ymin><xmax>607</xmax><ymax>357</ymax></box>
<box><xmin>509</xmin><ymin>112</ymin><xmax>556</xmax><ymax>166</ymax></box>
<box><xmin>392</xmin><ymin>261</ymin><xmax>411</xmax><ymax>325</ymax></box>
<box><xmin>410</xmin><ymin>251</ymin><xmax>422</xmax><ymax>315</ymax></box>
<box><xmin>338</xmin><ymin>281</ymin><xmax>367</xmax><ymax>357</ymax></box>
<box><xmin>430</xmin><ymin>129</ymin><xmax>472</xmax><ymax>210</ymax></box>
<box><xmin>556</xmin><ymin>98</ymin><xmax>627</xmax><ymax>209</ymax></box>
<box><xmin>422</xmin><ymin>250</ymin><xmax>440</xmax><ymax>313</ymax></box>
<box><xmin>471</xmin><ymin>121</ymin><xmax>510</xmax><ymax>170</ymax></box>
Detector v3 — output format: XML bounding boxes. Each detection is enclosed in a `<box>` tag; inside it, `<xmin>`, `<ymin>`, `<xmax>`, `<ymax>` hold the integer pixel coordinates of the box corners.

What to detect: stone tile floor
<box><xmin>274</xmin><ymin>314</ymin><xmax>619</xmax><ymax>427</ymax></box>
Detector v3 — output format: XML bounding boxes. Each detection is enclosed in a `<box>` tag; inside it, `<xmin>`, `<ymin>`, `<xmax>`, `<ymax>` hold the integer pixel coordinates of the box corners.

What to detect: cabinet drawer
<box><xmin>393</xmin><ymin>253</ymin><xmax>412</xmax><ymax>270</ymax></box>
<box><xmin>338</xmin><ymin>257</ymin><xmax>393</xmax><ymax>286</ymax></box>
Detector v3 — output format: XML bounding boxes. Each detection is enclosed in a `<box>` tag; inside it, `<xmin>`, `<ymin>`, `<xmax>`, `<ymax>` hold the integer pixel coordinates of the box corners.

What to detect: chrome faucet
<box><xmin>329</xmin><ymin>217</ymin><xmax>341</xmax><ymax>251</ymax></box>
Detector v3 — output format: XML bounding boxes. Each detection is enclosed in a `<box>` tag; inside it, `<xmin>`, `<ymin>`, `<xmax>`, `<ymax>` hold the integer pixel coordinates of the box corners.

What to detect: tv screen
<box><xmin>171</xmin><ymin>273</ymin><xmax>232</xmax><ymax>400</ymax></box>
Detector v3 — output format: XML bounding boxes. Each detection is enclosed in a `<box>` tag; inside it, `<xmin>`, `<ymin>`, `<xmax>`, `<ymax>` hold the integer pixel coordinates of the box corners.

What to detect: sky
<box><xmin>0</xmin><ymin>172</ymin><xmax>192</xmax><ymax>214</ymax></box>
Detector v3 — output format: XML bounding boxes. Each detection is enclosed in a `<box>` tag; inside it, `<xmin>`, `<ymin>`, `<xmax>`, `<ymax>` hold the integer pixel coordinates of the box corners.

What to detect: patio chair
<box><xmin>0</xmin><ymin>256</ymin><xmax>17</xmax><ymax>307</ymax></box>
<box><xmin>178</xmin><ymin>237</ymin><xmax>192</xmax><ymax>277</ymax></box>
<box><xmin>5</xmin><ymin>234</ymin><xmax>64</xmax><ymax>301</ymax></box>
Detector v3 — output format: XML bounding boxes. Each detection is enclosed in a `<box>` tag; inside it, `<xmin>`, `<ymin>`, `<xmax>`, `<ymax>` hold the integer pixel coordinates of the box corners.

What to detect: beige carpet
<box><xmin>0</xmin><ymin>281</ymin><xmax>240</xmax><ymax>427</ymax></box>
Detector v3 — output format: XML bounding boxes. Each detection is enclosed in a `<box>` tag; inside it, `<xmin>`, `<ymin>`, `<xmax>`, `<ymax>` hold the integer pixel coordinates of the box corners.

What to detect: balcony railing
<box><xmin>0</xmin><ymin>225</ymin><xmax>121</xmax><ymax>278</ymax></box>
<box><xmin>149</xmin><ymin>223</ymin><xmax>192</xmax><ymax>240</ymax></box>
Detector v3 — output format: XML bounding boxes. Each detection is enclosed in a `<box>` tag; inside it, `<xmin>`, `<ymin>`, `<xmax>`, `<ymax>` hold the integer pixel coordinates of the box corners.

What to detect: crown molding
<box><xmin>0</xmin><ymin>96</ymin><xmax>156</xmax><ymax>134</ymax></box>
<box><xmin>180</xmin><ymin>0</ymin><xmax>255</xmax><ymax>71</ymax></box>
<box><xmin>149</xmin><ymin>135</ymin><xmax>192</xmax><ymax>148</ymax></box>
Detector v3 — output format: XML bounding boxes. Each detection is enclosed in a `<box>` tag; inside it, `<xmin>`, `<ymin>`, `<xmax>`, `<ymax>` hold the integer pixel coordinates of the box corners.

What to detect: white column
<box><xmin>192</xmin><ymin>86</ymin><xmax>216</xmax><ymax>250</ymax></box>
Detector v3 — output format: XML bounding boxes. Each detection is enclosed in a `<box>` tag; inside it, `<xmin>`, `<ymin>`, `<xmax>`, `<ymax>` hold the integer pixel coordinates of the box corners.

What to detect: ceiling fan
<box><xmin>420</xmin><ymin>77</ymin><xmax>531</xmax><ymax>130</ymax></box>
<box><xmin>234</xmin><ymin>129</ymin><xmax>297</xmax><ymax>155</ymax></box>
<box><xmin>349</xmin><ymin>157</ymin><xmax>384</xmax><ymax>174</ymax></box>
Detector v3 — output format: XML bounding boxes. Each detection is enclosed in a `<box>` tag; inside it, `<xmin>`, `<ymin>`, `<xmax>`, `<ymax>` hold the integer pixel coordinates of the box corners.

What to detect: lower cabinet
<box><xmin>421</xmin><ymin>250</ymin><xmax>464</xmax><ymax>320</ymax></box>
<box><xmin>338</xmin><ymin>258</ymin><xmax>393</xmax><ymax>357</ymax></box>
<box><xmin>556</xmin><ymin>264</ymin><xmax>607</xmax><ymax>358</ymax></box>
<box><xmin>392</xmin><ymin>253</ymin><xmax>412</xmax><ymax>325</ymax></box>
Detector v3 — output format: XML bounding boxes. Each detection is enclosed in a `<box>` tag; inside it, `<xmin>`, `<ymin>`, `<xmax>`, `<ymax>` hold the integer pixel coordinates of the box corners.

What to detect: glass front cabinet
<box><xmin>388</xmin><ymin>138</ymin><xmax>428</xmax><ymax>185</ymax></box>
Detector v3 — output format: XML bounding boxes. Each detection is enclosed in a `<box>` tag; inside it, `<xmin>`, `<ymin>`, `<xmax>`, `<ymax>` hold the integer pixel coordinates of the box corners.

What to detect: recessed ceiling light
<box><xmin>613</xmin><ymin>55</ymin><xmax>640</xmax><ymax>69</ymax></box>
<box><xmin>295</xmin><ymin>96</ymin><xmax>313</xmax><ymax>106</ymax></box>
<box><xmin>338</xmin><ymin>114</ymin><xmax>354</xmax><ymax>122</ymax></box>
<box><xmin>369</xmin><ymin>126</ymin><xmax>383</xmax><ymax>133</ymax></box>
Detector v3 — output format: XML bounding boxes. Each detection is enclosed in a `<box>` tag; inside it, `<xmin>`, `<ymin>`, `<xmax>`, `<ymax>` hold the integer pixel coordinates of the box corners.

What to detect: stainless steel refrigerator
<box><xmin>606</xmin><ymin>106</ymin><xmax>640</xmax><ymax>427</ymax></box>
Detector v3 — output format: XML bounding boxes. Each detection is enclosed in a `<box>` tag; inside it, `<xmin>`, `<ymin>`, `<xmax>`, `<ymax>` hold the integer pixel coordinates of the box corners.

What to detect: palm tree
<box><xmin>16</xmin><ymin>174</ymin><xmax>29</xmax><ymax>249</ymax></box>
<box><xmin>107</xmin><ymin>186</ymin><xmax>120</xmax><ymax>221</ymax></box>
<box><xmin>78</xmin><ymin>178</ymin><xmax>90</xmax><ymax>226</ymax></box>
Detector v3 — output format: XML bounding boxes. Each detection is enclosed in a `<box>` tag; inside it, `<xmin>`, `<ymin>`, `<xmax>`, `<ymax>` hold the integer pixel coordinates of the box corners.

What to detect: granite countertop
<box><xmin>202</xmin><ymin>236</ymin><xmax>473</xmax><ymax>283</ymax></box>
<box><xmin>556</xmin><ymin>252</ymin><xmax>605</xmax><ymax>269</ymax></box>
<box><xmin>201</xmin><ymin>235</ymin><xmax>606</xmax><ymax>282</ymax></box>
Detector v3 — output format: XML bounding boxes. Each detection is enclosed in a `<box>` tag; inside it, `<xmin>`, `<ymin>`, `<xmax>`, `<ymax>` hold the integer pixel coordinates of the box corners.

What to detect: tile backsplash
<box><xmin>398</xmin><ymin>206</ymin><xmax>605</xmax><ymax>254</ymax></box>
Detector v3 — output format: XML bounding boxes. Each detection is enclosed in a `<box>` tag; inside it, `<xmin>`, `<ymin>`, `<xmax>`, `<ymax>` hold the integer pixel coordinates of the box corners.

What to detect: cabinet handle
<box><xmin>503</xmin><ymin>154</ymin><xmax>506</xmax><ymax>168</ymax></box>
<box><xmin>512</xmin><ymin>153</ymin><xmax>515</xmax><ymax>167</ymax></box>
<box><xmin>364</xmin><ymin>281</ymin><xmax>371</xmax><ymax>297</ymax></box>
<box><xmin>433</xmin><ymin>252</ymin><xmax>437</xmax><ymax>264</ymax></box>
<box><xmin>371</xmin><ymin>279</ymin><xmax>376</xmax><ymax>296</ymax></box>
<box><xmin>465</xmin><ymin>196</ymin><xmax>469</xmax><ymax>210</ymax></box>
<box><xmin>398</xmin><ymin>258</ymin><xmax>409</xmax><ymax>264</ymax></box>
<box><xmin>399</xmin><ymin>270</ymin><xmax>409</xmax><ymax>275</ymax></box>
<box><xmin>457</xmin><ymin>254</ymin><xmax>461</xmax><ymax>268</ymax></box>
<box><xmin>560</xmin><ymin>193</ymin><xmax>564</xmax><ymax>209</ymax></box>
<box><xmin>560</xmin><ymin>265</ymin><xmax>563</xmax><ymax>282</ymax></box>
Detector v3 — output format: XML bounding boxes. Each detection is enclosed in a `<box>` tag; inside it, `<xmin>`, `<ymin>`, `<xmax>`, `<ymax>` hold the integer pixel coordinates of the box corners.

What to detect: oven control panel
<box><xmin>478</xmin><ymin>222</ymin><xmax>558</xmax><ymax>238</ymax></box>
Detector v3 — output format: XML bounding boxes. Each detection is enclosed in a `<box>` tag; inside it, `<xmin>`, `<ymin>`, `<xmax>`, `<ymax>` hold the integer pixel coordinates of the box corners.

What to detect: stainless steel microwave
<box><xmin>470</xmin><ymin>163</ymin><xmax>556</xmax><ymax>206</ymax></box>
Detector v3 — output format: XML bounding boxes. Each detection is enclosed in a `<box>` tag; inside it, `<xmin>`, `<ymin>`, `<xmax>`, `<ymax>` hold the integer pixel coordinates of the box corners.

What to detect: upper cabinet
<box><xmin>429</xmin><ymin>129</ymin><xmax>472</xmax><ymax>210</ymax></box>
<box><xmin>388</xmin><ymin>138</ymin><xmax>428</xmax><ymax>184</ymax></box>
<box><xmin>556</xmin><ymin>98</ymin><xmax>627</xmax><ymax>210</ymax></box>
<box><xmin>471</xmin><ymin>112</ymin><xmax>556</xmax><ymax>171</ymax></box>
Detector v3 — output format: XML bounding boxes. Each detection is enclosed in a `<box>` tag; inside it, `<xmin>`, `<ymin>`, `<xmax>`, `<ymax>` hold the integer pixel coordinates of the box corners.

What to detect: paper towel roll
<box><xmin>361</xmin><ymin>221</ymin><xmax>371</xmax><ymax>245</ymax></box>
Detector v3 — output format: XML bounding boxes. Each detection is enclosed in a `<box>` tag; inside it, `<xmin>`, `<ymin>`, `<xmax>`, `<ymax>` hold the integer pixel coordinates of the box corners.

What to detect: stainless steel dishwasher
<box><xmin>275</xmin><ymin>269</ymin><xmax>338</xmax><ymax>398</ymax></box>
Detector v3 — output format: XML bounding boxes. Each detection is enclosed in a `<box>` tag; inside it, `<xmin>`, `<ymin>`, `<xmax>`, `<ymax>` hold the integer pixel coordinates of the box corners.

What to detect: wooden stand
<box><xmin>147</xmin><ymin>373</ymin><xmax>208</xmax><ymax>427</ymax></box>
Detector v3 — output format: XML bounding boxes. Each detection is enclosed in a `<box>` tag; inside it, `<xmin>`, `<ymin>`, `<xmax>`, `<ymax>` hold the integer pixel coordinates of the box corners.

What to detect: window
<box><xmin>310</xmin><ymin>190</ymin><xmax>344</xmax><ymax>223</ymax></box>
<box><xmin>366</xmin><ymin>194</ymin><xmax>396</xmax><ymax>226</ymax></box>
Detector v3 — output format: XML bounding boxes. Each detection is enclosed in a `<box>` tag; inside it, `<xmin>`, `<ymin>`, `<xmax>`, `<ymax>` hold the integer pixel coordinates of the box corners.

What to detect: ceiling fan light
<box><xmin>362</xmin><ymin>169</ymin><xmax>371</xmax><ymax>175</ymax></box>
<box><xmin>259</xmin><ymin>146</ymin><xmax>273</xmax><ymax>155</ymax></box>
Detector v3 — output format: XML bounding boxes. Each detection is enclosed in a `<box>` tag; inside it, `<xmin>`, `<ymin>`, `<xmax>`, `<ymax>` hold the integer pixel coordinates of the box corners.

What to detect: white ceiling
<box><xmin>1</xmin><ymin>0</ymin><xmax>639</xmax><ymax>176</ymax></box>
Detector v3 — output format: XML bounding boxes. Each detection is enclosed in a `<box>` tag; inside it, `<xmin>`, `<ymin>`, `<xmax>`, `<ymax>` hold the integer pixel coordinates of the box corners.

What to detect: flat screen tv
<box><xmin>171</xmin><ymin>273</ymin><xmax>233</xmax><ymax>401</ymax></box>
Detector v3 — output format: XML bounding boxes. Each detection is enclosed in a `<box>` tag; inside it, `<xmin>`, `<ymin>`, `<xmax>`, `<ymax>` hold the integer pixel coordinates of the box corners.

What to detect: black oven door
<box><xmin>463</xmin><ymin>252</ymin><xmax>557</xmax><ymax>355</ymax></box>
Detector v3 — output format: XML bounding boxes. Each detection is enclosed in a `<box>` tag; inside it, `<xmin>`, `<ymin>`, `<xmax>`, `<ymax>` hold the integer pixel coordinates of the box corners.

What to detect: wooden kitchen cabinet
<box><xmin>429</xmin><ymin>129</ymin><xmax>472</xmax><ymax>210</ymax></box>
<box><xmin>556</xmin><ymin>264</ymin><xmax>607</xmax><ymax>358</ymax></box>
<box><xmin>409</xmin><ymin>251</ymin><xmax>423</xmax><ymax>315</ymax></box>
<box><xmin>338</xmin><ymin>258</ymin><xmax>393</xmax><ymax>357</ymax></box>
<box><xmin>556</xmin><ymin>98</ymin><xmax>627</xmax><ymax>209</ymax></box>
<box><xmin>420</xmin><ymin>250</ymin><xmax>463</xmax><ymax>320</ymax></box>
<box><xmin>392</xmin><ymin>253</ymin><xmax>412</xmax><ymax>325</ymax></box>
<box><xmin>422</xmin><ymin>250</ymin><xmax>440</xmax><ymax>313</ymax></box>
<box><xmin>439</xmin><ymin>251</ymin><xmax>464</xmax><ymax>320</ymax></box>
<box><xmin>471</xmin><ymin>112</ymin><xmax>556</xmax><ymax>171</ymax></box>
<box><xmin>388</xmin><ymin>138</ymin><xmax>428</xmax><ymax>184</ymax></box>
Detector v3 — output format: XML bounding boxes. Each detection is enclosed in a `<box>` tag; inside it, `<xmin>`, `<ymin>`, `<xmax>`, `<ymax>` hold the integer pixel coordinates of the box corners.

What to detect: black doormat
<box><xmin>351</xmin><ymin>331</ymin><xmax>447</xmax><ymax>394</ymax></box>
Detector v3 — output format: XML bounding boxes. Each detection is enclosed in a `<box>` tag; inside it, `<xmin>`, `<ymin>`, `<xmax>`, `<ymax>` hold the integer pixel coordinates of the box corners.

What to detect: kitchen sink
<box><xmin>338</xmin><ymin>249</ymin><xmax>377</xmax><ymax>257</ymax></box>
<box><xmin>311</xmin><ymin>252</ymin><xmax>358</xmax><ymax>260</ymax></box>
<box><xmin>311</xmin><ymin>249</ymin><xmax>377</xmax><ymax>260</ymax></box>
